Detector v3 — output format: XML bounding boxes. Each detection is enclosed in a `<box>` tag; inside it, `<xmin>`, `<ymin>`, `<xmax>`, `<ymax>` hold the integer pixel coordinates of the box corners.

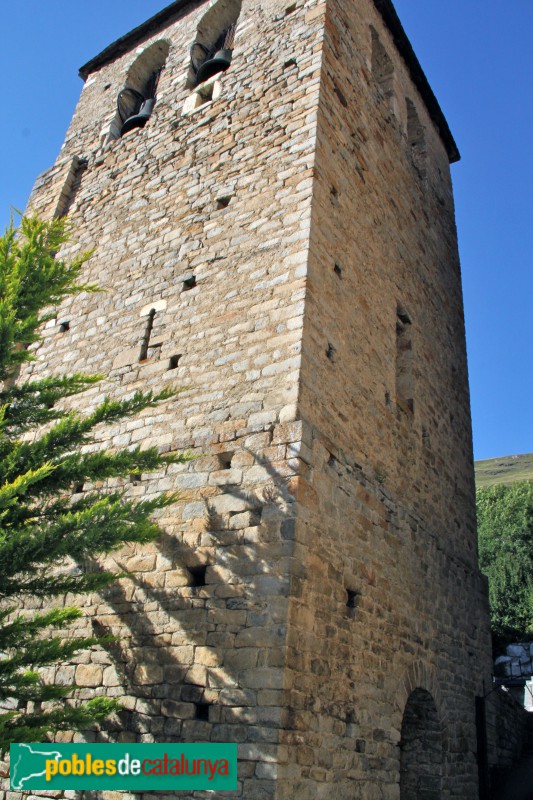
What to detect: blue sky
<box><xmin>1</xmin><ymin>1</ymin><xmax>531</xmax><ymax>461</ymax></box>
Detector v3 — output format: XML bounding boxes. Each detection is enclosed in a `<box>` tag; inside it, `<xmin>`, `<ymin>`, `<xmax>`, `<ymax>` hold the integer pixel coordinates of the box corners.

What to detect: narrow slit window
<box><xmin>55</xmin><ymin>156</ymin><xmax>88</xmax><ymax>219</ymax></box>
<box><xmin>396</xmin><ymin>305</ymin><xmax>414</xmax><ymax>414</ymax></box>
<box><xmin>370</xmin><ymin>27</ymin><xmax>395</xmax><ymax>111</ymax></box>
<box><xmin>139</xmin><ymin>309</ymin><xmax>156</xmax><ymax>362</ymax></box>
<box><xmin>406</xmin><ymin>98</ymin><xmax>427</xmax><ymax>180</ymax></box>
<box><xmin>346</xmin><ymin>589</ymin><xmax>359</xmax><ymax>612</ymax></box>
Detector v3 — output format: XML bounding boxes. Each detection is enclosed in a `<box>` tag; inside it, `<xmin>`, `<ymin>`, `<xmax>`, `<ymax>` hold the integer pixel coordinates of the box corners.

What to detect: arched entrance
<box><xmin>400</xmin><ymin>688</ymin><xmax>442</xmax><ymax>800</ymax></box>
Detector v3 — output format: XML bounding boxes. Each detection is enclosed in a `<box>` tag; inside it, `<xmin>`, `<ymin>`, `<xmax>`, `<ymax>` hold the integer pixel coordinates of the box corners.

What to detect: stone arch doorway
<box><xmin>400</xmin><ymin>688</ymin><xmax>443</xmax><ymax>800</ymax></box>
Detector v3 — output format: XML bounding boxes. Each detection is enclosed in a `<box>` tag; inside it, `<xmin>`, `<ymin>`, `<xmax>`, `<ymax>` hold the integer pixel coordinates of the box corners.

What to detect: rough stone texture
<box><xmin>486</xmin><ymin>688</ymin><xmax>529</xmax><ymax>773</ymax></box>
<box><xmin>277</xmin><ymin>0</ymin><xmax>493</xmax><ymax>797</ymax></box>
<box><xmin>2</xmin><ymin>0</ymin><xmax>494</xmax><ymax>798</ymax></box>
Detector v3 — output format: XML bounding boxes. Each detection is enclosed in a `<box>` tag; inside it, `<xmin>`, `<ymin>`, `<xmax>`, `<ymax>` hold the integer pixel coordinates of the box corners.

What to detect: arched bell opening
<box><xmin>400</xmin><ymin>688</ymin><xmax>443</xmax><ymax>800</ymax></box>
<box><xmin>114</xmin><ymin>40</ymin><xmax>170</xmax><ymax>138</ymax></box>
<box><xmin>186</xmin><ymin>0</ymin><xmax>242</xmax><ymax>89</ymax></box>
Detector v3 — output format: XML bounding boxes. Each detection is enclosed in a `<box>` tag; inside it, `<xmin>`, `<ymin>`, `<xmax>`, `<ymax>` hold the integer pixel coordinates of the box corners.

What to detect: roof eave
<box><xmin>373</xmin><ymin>0</ymin><xmax>460</xmax><ymax>163</ymax></box>
<box><xmin>78</xmin><ymin>0</ymin><xmax>202</xmax><ymax>80</ymax></box>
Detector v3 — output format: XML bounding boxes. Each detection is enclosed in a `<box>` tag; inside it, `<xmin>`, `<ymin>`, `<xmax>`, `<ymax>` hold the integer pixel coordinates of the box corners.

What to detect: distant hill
<box><xmin>475</xmin><ymin>453</ymin><xmax>533</xmax><ymax>488</ymax></box>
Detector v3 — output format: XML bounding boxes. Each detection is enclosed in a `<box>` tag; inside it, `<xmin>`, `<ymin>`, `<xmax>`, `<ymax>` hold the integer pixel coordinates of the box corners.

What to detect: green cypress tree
<box><xmin>0</xmin><ymin>216</ymin><xmax>188</xmax><ymax>748</ymax></box>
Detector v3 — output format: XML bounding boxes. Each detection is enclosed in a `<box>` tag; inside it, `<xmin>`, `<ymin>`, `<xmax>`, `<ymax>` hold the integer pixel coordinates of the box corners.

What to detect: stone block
<box><xmin>209</xmin><ymin>469</ymin><xmax>243</xmax><ymax>486</ymax></box>
<box><xmin>133</xmin><ymin>664</ymin><xmax>164</xmax><ymax>685</ymax></box>
<box><xmin>103</xmin><ymin>666</ymin><xmax>121</xmax><ymax>687</ymax></box>
<box><xmin>209</xmin><ymin>494</ymin><xmax>253</xmax><ymax>514</ymax></box>
<box><xmin>272</xmin><ymin>421</ymin><xmax>304</xmax><ymax>445</ymax></box>
<box><xmin>75</xmin><ymin>664</ymin><xmax>103</xmax><ymax>687</ymax></box>
<box><xmin>112</xmin><ymin>346</ymin><xmax>139</xmax><ymax>369</ymax></box>
<box><xmin>161</xmin><ymin>700</ymin><xmax>195</xmax><ymax>719</ymax></box>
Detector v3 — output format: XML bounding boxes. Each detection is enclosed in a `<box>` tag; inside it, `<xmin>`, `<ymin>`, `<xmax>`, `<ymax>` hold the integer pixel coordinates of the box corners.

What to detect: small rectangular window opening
<box><xmin>182</xmin><ymin>78</ymin><xmax>222</xmax><ymax>115</ymax></box>
<box><xmin>189</xmin><ymin>564</ymin><xmax>208</xmax><ymax>587</ymax></box>
<box><xmin>130</xmin><ymin>473</ymin><xmax>142</xmax><ymax>484</ymax></box>
<box><xmin>216</xmin><ymin>195</ymin><xmax>232</xmax><ymax>210</ymax></box>
<box><xmin>59</xmin><ymin>321</ymin><xmax>70</xmax><ymax>332</ymax></box>
<box><xmin>182</xmin><ymin>275</ymin><xmax>197</xmax><ymax>291</ymax></box>
<box><xmin>334</xmin><ymin>262</ymin><xmax>342</xmax><ymax>277</ymax></box>
<box><xmin>285</xmin><ymin>3</ymin><xmax>297</xmax><ymax>14</ymax></box>
<box><xmin>194</xmin><ymin>702</ymin><xmax>210</xmax><ymax>721</ymax></box>
<box><xmin>217</xmin><ymin>452</ymin><xmax>234</xmax><ymax>470</ymax></box>
<box><xmin>198</xmin><ymin>82</ymin><xmax>215</xmax><ymax>104</ymax></box>
<box><xmin>168</xmin><ymin>354</ymin><xmax>182</xmax><ymax>370</ymax></box>
<box><xmin>74</xmin><ymin>482</ymin><xmax>84</xmax><ymax>494</ymax></box>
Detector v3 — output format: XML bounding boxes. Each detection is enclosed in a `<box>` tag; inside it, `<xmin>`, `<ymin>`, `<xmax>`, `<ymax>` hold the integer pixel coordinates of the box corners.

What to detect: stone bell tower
<box><xmin>22</xmin><ymin>0</ymin><xmax>492</xmax><ymax>797</ymax></box>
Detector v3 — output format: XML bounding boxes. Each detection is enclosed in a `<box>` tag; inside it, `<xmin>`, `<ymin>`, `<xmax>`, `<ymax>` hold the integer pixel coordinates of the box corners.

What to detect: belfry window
<box><xmin>118</xmin><ymin>70</ymin><xmax>162</xmax><ymax>136</ymax></box>
<box><xmin>112</xmin><ymin>40</ymin><xmax>170</xmax><ymax>138</ymax></box>
<box><xmin>186</xmin><ymin>0</ymin><xmax>242</xmax><ymax>88</ymax></box>
<box><xmin>190</xmin><ymin>23</ymin><xmax>237</xmax><ymax>86</ymax></box>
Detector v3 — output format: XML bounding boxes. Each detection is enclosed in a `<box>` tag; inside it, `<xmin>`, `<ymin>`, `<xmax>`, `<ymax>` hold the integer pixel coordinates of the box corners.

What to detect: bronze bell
<box><xmin>120</xmin><ymin>98</ymin><xmax>156</xmax><ymax>136</ymax></box>
<box><xmin>195</xmin><ymin>48</ymin><xmax>233</xmax><ymax>85</ymax></box>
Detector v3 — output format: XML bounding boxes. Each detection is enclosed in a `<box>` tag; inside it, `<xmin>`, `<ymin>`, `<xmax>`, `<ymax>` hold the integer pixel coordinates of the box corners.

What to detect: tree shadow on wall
<box><xmin>71</xmin><ymin>436</ymin><xmax>298</xmax><ymax>799</ymax></box>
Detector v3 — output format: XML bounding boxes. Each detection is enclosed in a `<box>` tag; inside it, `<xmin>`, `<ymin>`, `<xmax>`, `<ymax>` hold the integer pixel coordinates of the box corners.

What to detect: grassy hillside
<box><xmin>475</xmin><ymin>453</ymin><xmax>533</xmax><ymax>488</ymax></box>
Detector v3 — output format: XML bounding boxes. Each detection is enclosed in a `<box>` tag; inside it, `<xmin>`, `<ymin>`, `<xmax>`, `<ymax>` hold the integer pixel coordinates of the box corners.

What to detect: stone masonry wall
<box><xmin>300</xmin><ymin>0</ymin><xmax>476</xmax><ymax>548</ymax></box>
<box><xmin>277</xmin><ymin>0</ymin><xmax>493</xmax><ymax>797</ymax></box>
<box><xmin>486</xmin><ymin>687</ymin><xmax>529</xmax><ymax>774</ymax></box>
<box><xmin>279</xmin><ymin>425</ymin><xmax>492</xmax><ymax>800</ymax></box>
